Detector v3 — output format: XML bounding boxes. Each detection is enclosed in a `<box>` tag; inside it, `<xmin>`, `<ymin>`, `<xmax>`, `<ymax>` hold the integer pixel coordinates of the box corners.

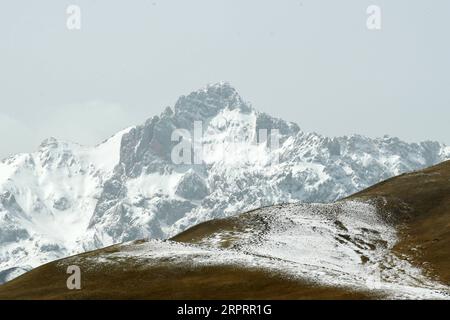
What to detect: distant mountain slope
<box><xmin>0</xmin><ymin>128</ymin><xmax>131</xmax><ymax>280</ymax></box>
<box><xmin>1</xmin><ymin>83</ymin><xmax>449</xmax><ymax>283</ymax></box>
<box><xmin>1</xmin><ymin>161</ymin><xmax>449</xmax><ymax>300</ymax></box>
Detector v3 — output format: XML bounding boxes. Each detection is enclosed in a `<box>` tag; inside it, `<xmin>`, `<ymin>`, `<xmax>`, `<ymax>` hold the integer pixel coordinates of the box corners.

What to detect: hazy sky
<box><xmin>1</xmin><ymin>0</ymin><xmax>449</xmax><ymax>158</ymax></box>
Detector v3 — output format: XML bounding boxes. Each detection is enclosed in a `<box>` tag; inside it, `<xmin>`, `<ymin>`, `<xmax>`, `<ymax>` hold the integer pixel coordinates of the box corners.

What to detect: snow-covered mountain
<box><xmin>0</xmin><ymin>129</ymin><xmax>129</xmax><ymax>281</ymax></box>
<box><xmin>0</xmin><ymin>82</ymin><xmax>449</xmax><ymax>282</ymax></box>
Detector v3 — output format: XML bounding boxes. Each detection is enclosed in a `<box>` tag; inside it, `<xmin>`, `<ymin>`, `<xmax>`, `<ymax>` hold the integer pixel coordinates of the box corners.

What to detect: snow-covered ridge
<box><xmin>1</xmin><ymin>82</ymin><xmax>449</xmax><ymax>282</ymax></box>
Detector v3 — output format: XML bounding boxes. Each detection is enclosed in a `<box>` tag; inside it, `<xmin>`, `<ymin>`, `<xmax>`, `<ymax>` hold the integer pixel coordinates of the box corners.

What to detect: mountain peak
<box><xmin>38</xmin><ymin>137</ymin><xmax>59</xmax><ymax>149</ymax></box>
<box><xmin>173</xmin><ymin>82</ymin><xmax>252</xmax><ymax>119</ymax></box>
<box><xmin>196</xmin><ymin>81</ymin><xmax>239</xmax><ymax>98</ymax></box>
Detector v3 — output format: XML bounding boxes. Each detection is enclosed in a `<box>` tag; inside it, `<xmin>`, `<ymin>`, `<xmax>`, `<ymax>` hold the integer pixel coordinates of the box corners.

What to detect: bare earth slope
<box><xmin>0</xmin><ymin>161</ymin><xmax>449</xmax><ymax>300</ymax></box>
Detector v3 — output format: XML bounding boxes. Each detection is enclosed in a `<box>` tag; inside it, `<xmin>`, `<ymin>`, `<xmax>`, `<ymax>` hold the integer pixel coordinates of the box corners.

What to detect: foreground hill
<box><xmin>348</xmin><ymin>160</ymin><xmax>450</xmax><ymax>285</ymax></box>
<box><xmin>0</xmin><ymin>161</ymin><xmax>449</xmax><ymax>299</ymax></box>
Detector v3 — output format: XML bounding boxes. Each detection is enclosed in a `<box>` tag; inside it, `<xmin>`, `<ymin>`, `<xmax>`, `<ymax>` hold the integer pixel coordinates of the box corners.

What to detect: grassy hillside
<box><xmin>0</xmin><ymin>252</ymin><xmax>370</xmax><ymax>300</ymax></box>
<box><xmin>348</xmin><ymin>160</ymin><xmax>450</xmax><ymax>284</ymax></box>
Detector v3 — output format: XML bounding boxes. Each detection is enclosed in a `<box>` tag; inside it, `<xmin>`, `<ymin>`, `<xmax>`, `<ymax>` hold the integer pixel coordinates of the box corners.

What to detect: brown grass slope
<box><xmin>0</xmin><ymin>239</ymin><xmax>372</xmax><ymax>300</ymax></box>
<box><xmin>347</xmin><ymin>160</ymin><xmax>450</xmax><ymax>284</ymax></box>
<box><xmin>0</xmin><ymin>160</ymin><xmax>449</xmax><ymax>299</ymax></box>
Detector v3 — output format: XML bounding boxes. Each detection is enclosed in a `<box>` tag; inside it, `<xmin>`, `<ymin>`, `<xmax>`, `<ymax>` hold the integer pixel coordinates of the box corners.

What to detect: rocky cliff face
<box><xmin>1</xmin><ymin>82</ymin><xmax>449</xmax><ymax>282</ymax></box>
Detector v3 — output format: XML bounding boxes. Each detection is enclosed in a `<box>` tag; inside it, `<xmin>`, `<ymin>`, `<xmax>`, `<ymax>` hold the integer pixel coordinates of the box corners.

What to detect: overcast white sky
<box><xmin>0</xmin><ymin>0</ymin><xmax>449</xmax><ymax>158</ymax></box>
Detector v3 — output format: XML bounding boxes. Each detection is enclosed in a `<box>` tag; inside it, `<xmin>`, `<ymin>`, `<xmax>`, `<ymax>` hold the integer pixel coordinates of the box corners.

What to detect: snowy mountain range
<box><xmin>1</xmin><ymin>82</ymin><xmax>449</xmax><ymax>283</ymax></box>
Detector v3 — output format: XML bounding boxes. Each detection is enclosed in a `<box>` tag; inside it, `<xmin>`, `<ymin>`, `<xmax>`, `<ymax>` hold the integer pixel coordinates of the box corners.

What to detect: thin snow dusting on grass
<box><xmin>72</xmin><ymin>200</ymin><xmax>449</xmax><ymax>300</ymax></box>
